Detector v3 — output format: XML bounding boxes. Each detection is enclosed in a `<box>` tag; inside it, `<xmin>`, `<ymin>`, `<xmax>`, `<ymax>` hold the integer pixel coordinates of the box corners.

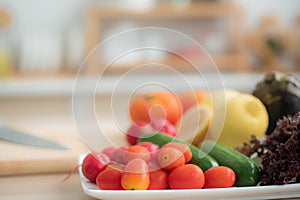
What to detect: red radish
<box><xmin>82</xmin><ymin>153</ymin><xmax>110</xmax><ymax>183</ymax></box>
<box><xmin>152</xmin><ymin>119</ymin><xmax>177</xmax><ymax>137</ymax></box>
<box><xmin>126</xmin><ymin>121</ymin><xmax>155</xmax><ymax>145</ymax></box>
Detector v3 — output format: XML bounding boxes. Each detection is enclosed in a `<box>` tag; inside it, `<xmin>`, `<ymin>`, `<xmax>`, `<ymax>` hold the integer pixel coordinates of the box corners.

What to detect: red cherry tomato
<box><xmin>162</xmin><ymin>142</ymin><xmax>192</xmax><ymax>163</ymax></box>
<box><xmin>96</xmin><ymin>168</ymin><xmax>124</xmax><ymax>190</ymax></box>
<box><xmin>204</xmin><ymin>166</ymin><xmax>236</xmax><ymax>188</ymax></box>
<box><xmin>81</xmin><ymin>153</ymin><xmax>110</xmax><ymax>183</ymax></box>
<box><xmin>124</xmin><ymin>145</ymin><xmax>150</xmax><ymax>164</ymax></box>
<box><xmin>102</xmin><ymin>147</ymin><xmax>117</xmax><ymax>159</ymax></box>
<box><xmin>148</xmin><ymin>169</ymin><xmax>169</xmax><ymax>190</ymax></box>
<box><xmin>168</xmin><ymin>164</ymin><xmax>205</xmax><ymax>189</ymax></box>
<box><xmin>138</xmin><ymin>142</ymin><xmax>160</xmax><ymax>162</ymax></box>
<box><xmin>110</xmin><ymin>146</ymin><xmax>129</xmax><ymax>165</ymax></box>
<box><xmin>157</xmin><ymin>147</ymin><xmax>185</xmax><ymax>171</ymax></box>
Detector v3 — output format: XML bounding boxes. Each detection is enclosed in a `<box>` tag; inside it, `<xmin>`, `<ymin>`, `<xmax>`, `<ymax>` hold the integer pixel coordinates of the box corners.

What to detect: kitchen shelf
<box><xmin>85</xmin><ymin>1</ymin><xmax>248</xmax><ymax>74</ymax></box>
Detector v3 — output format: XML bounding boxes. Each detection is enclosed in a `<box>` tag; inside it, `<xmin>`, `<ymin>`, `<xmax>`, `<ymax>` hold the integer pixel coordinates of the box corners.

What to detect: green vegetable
<box><xmin>201</xmin><ymin>140</ymin><xmax>260</xmax><ymax>187</ymax></box>
<box><xmin>253</xmin><ymin>71</ymin><xmax>300</xmax><ymax>134</ymax></box>
<box><xmin>138</xmin><ymin>132</ymin><xmax>218</xmax><ymax>171</ymax></box>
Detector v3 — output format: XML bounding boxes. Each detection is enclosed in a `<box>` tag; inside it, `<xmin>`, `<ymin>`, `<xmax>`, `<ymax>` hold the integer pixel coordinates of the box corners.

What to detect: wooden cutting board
<box><xmin>0</xmin><ymin>118</ymin><xmax>86</xmax><ymax>176</ymax></box>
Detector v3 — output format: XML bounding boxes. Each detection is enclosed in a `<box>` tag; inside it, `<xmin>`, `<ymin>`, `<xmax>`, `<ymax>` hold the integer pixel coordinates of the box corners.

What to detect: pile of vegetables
<box><xmin>81</xmin><ymin>135</ymin><xmax>240</xmax><ymax>190</ymax></box>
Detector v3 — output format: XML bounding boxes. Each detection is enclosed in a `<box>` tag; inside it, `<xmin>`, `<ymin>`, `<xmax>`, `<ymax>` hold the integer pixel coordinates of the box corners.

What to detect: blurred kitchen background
<box><xmin>1</xmin><ymin>0</ymin><xmax>300</xmax><ymax>175</ymax></box>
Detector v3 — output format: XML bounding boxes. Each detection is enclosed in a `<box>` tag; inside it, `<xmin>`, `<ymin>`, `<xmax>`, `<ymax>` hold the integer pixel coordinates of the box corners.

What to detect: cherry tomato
<box><xmin>121</xmin><ymin>158</ymin><xmax>150</xmax><ymax>190</ymax></box>
<box><xmin>138</xmin><ymin>142</ymin><xmax>160</xmax><ymax>162</ymax></box>
<box><xmin>124</xmin><ymin>145</ymin><xmax>150</xmax><ymax>164</ymax></box>
<box><xmin>148</xmin><ymin>169</ymin><xmax>169</xmax><ymax>190</ymax></box>
<box><xmin>82</xmin><ymin>153</ymin><xmax>110</xmax><ymax>183</ymax></box>
<box><xmin>96</xmin><ymin>168</ymin><xmax>123</xmax><ymax>190</ymax></box>
<box><xmin>157</xmin><ymin>147</ymin><xmax>185</xmax><ymax>171</ymax></box>
<box><xmin>110</xmin><ymin>146</ymin><xmax>129</xmax><ymax>165</ymax></box>
<box><xmin>204</xmin><ymin>166</ymin><xmax>236</xmax><ymax>188</ymax></box>
<box><xmin>168</xmin><ymin>164</ymin><xmax>205</xmax><ymax>189</ymax></box>
<box><xmin>162</xmin><ymin>142</ymin><xmax>192</xmax><ymax>163</ymax></box>
<box><xmin>102</xmin><ymin>147</ymin><xmax>117</xmax><ymax>159</ymax></box>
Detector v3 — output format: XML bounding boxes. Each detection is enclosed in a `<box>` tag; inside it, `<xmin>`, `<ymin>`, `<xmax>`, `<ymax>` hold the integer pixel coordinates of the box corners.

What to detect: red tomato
<box><xmin>121</xmin><ymin>158</ymin><xmax>150</xmax><ymax>190</ymax></box>
<box><xmin>157</xmin><ymin>147</ymin><xmax>185</xmax><ymax>171</ymax></box>
<box><xmin>168</xmin><ymin>164</ymin><xmax>205</xmax><ymax>189</ymax></box>
<box><xmin>162</xmin><ymin>143</ymin><xmax>192</xmax><ymax>163</ymax></box>
<box><xmin>148</xmin><ymin>169</ymin><xmax>169</xmax><ymax>190</ymax></box>
<box><xmin>110</xmin><ymin>146</ymin><xmax>129</xmax><ymax>165</ymax></box>
<box><xmin>124</xmin><ymin>145</ymin><xmax>150</xmax><ymax>164</ymax></box>
<box><xmin>82</xmin><ymin>153</ymin><xmax>110</xmax><ymax>183</ymax></box>
<box><xmin>204</xmin><ymin>166</ymin><xmax>236</xmax><ymax>188</ymax></box>
<box><xmin>96</xmin><ymin>168</ymin><xmax>124</xmax><ymax>190</ymax></box>
<box><xmin>138</xmin><ymin>142</ymin><xmax>160</xmax><ymax>162</ymax></box>
<box><xmin>102</xmin><ymin>147</ymin><xmax>117</xmax><ymax>159</ymax></box>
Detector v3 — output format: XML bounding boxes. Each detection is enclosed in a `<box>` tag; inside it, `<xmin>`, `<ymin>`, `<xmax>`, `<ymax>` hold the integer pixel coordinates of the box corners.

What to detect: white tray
<box><xmin>78</xmin><ymin>154</ymin><xmax>300</xmax><ymax>200</ymax></box>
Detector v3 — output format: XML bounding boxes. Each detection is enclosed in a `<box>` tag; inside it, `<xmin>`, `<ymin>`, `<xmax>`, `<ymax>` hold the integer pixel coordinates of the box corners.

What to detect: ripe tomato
<box><xmin>124</xmin><ymin>145</ymin><xmax>150</xmax><ymax>164</ymax></box>
<box><xmin>162</xmin><ymin>143</ymin><xmax>192</xmax><ymax>163</ymax></box>
<box><xmin>121</xmin><ymin>158</ymin><xmax>150</xmax><ymax>190</ymax></box>
<box><xmin>110</xmin><ymin>146</ymin><xmax>129</xmax><ymax>165</ymax></box>
<box><xmin>148</xmin><ymin>169</ymin><xmax>169</xmax><ymax>190</ymax></box>
<box><xmin>178</xmin><ymin>90</ymin><xmax>208</xmax><ymax>113</ymax></box>
<box><xmin>129</xmin><ymin>91</ymin><xmax>181</xmax><ymax>125</ymax></box>
<box><xmin>157</xmin><ymin>147</ymin><xmax>185</xmax><ymax>171</ymax></box>
<box><xmin>82</xmin><ymin>153</ymin><xmax>110</xmax><ymax>183</ymax></box>
<box><xmin>96</xmin><ymin>168</ymin><xmax>123</xmax><ymax>190</ymax></box>
<box><xmin>102</xmin><ymin>147</ymin><xmax>117</xmax><ymax>159</ymax></box>
<box><xmin>204</xmin><ymin>166</ymin><xmax>236</xmax><ymax>188</ymax></box>
<box><xmin>138</xmin><ymin>142</ymin><xmax>160</xmax><ymax>162</ymax></box>
<box><xmin>168</xmin><ymin>164</ymin><xmax>205</xmax><ymax>189</ymax></box>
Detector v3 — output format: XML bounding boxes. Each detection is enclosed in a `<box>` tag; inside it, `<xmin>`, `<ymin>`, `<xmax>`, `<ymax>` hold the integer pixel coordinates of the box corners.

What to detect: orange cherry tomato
<box><xmin>124</xmin><ymin>145</ymin><xmax>150</xmax><ymax>164</ymax></box>
<box><xmin>148</xmin><ymin>169</ymin><xmax>169</xmax><ymax>190</ymax></box>
<box><xmin>162</xmin><ymin>142</ymin><xmax>192</xmax><ymax>163</ymax></box>
<box><xmin>168</xmin><ymin>164</ymin><xmax>205</xmax><ymax>189</ymax></box>
<box><xmin>129</xmin><ymin>91</ymin><xmax>182</xmax><ymax>125</ymax></box>
<box><xmin>121</xmin><ymin>158</ymin><xmax>150</xmax><ymax>190</ymax></box>
<box><xmin>157</xmin><ymin>147</ymin><xmax>185</xmax><ymax>171</ymax></box>
<box><xmin>96</xmin><ymin>168</ymin><xmax>124</xmax><ymax>190</ymax></box>
<box><xmin>204</xmin><ymin>166</ymin><xmax>236</xmax><ymax>188</ymax></box>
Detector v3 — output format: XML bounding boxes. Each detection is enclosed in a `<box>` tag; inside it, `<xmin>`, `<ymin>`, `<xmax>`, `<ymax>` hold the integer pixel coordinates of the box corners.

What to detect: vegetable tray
<box><xmin>78</xmin><ymin>154</ymin><xmax>300</xmax><ymax>200</ymax></box>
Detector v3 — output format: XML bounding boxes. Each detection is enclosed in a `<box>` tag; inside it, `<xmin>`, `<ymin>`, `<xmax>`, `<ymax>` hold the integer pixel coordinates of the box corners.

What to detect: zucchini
<box><xmin>201</xmin><ymin>140</ymin><xmax>260</xmax><ymax>187</ymax></box>
<box><xmin>138</xmin><ymin>132</ymin><xmax>218</xmax><ymax>171</ymax></box>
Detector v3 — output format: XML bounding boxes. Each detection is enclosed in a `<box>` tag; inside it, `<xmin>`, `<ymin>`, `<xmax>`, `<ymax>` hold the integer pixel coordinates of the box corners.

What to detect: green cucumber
<box><xmin>201</xmin><ymin>140</ymin><xmax>260</xmax><ymax>187</ymax></box>
<box><xmin>138</xmin><ymin>132</ymin><xmax>218</xmax><ymax>171</ymax></box>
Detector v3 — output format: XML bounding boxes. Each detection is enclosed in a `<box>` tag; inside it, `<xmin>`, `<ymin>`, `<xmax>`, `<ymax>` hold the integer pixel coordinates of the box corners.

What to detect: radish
<box><xmin>126</xmin><ymin>121</ymin><xmax>155</xmax><ymax>145</ymax></box>
<box><xmin>82</xmin><ymin>153</ymin><xmax>110</xmax><ymax>183</ymax></box>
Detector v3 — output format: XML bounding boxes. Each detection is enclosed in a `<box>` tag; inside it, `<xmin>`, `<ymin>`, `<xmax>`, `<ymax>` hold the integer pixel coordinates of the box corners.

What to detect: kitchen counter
<box><xmin>0</xmin><ymin>173</ymin><xmax>95</xmax><ymax>200</ymax></box>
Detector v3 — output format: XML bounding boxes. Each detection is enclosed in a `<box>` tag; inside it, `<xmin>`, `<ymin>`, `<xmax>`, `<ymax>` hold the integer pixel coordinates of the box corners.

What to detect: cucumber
<box><xmin>201</xmin><ymin>140</ymin><xmax>260</xmax><ymax>187</ymax></box>
<box><xmin>138</xmin><ymin>132</ymin><xmax>218</xmax><ymax>171</ymax></box>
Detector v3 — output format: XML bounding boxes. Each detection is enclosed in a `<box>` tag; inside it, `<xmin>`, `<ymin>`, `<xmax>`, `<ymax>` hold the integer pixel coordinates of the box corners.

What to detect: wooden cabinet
<box><xmin>85</xmin><ymin>1</ymin><xmax>248</xmax><ymax>73</ymax></box>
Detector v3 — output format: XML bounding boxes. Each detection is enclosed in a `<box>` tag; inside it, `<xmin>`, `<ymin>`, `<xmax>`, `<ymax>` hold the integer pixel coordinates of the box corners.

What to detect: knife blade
<box><xmin>0</xmin><ymin>123</ymin><xmax>67</xmax><ymax>150</ymax></box>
